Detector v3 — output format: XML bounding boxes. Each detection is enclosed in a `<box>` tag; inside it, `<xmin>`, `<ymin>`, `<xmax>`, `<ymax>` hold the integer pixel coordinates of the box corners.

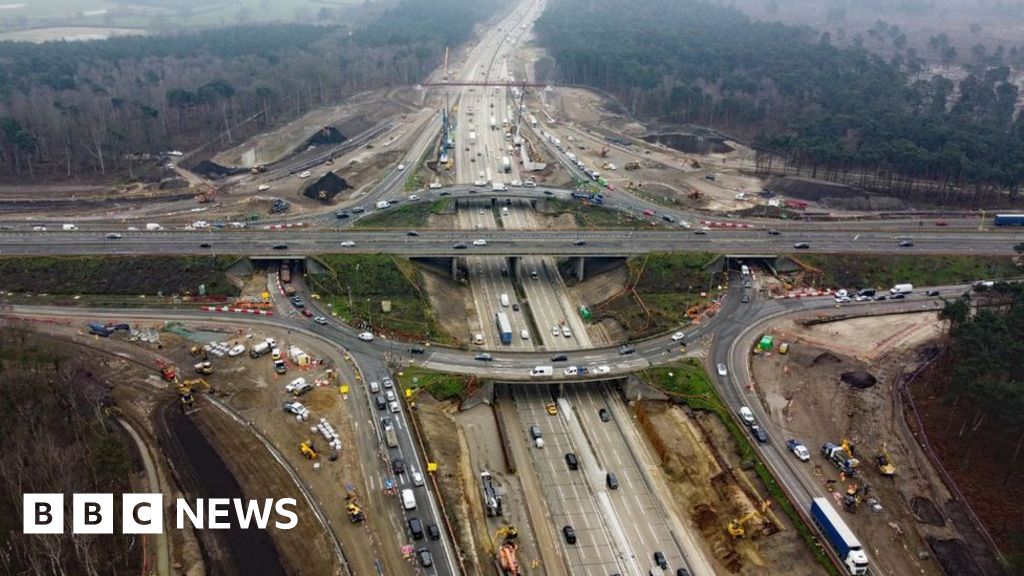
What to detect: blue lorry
<box><xmin>810</xmin><ymin>497</ymin><xmax>869</xmax><ymax>575</ymax></box>
<box><xmin>993</xmin><ymin>213</ymin><xmax>1024</xmax><ymax>226</ymax></box>
<box><xmin>495</xmin><ymin>312</ymin><xmax>513</xmax><ymax>345</ymax></box>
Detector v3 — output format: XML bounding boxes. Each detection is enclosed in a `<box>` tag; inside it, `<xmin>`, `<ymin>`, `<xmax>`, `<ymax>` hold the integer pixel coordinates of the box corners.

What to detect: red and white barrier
<box><xmin>200</xmin><ymin>306</ymin><xmax>274</xmax><ymax>316</ymax></box>
<box><xmin>699</xmin><ymin>219</ymin><xmax>752</xmax><ymax>229</ymax></box>
<box><xmin>262</xmin><ymin>222</ymin><xmax>307</xmax><ymax>230</ymax></box>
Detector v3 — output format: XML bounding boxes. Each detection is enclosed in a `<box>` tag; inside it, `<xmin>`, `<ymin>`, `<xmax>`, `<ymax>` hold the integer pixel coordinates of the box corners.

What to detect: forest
<box><xmin>535</xmin><ymin>0</ymin><xmax>1024</xmax><ymax>203</ymax></box>
<box><xmin>0</xmin><ymin>0</ymin><xmax>500</xmax><ymax>180</ymax></box>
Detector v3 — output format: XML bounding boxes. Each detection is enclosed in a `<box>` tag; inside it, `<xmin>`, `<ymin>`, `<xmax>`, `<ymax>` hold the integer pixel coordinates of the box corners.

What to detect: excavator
<box><xmin>727</xmin><ymin>511</ymin><xmax>759</xmax><ymax>538</ymax></box>
<box><xmin>178</xmin><ymin>378</ymin><xmax>210</xmax><ymax>412</ymax></box>
<box><xmin>344</xmin><ymin>484</ymin><xmax>365</xmax><ymax>522</ymax></box>
<box><xmin>156</xmin><ymin>360</ymin><xmax>178</xmax><ymax>383</ymax></box>
<box><xmin>876</xmin><ymin>443</ymin><xmax>896</xmax><ymax>476</ymax></box>
<box><xmin>495</xmin><ymin>526</ymin><xmax>520</xmax><ymax>576</ymax></box>
<box><xmin>299</xmin><ymin>440</ymin><xmax>318</xmax><ymax>460</ymax></box>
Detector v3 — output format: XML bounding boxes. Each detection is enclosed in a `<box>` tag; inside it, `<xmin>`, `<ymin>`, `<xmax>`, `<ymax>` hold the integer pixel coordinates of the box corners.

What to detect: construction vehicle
<box><xmin>876</xmin><ymin>443</ymin><xmax>896</xmax><ymax>476</ymax></box>
<box><xmin>624</xmin><ymin>161</ymin><xmax>641</xmax><ymax>170</ymax></box>
<box><xmin>727</xmin><ymin>511</ymin><xmax>759</xmax><ymax>538</ymax></box>
<box><xmin>156</xmin><ymin>360</ymin><xmax>177</xmax><ymax>383</ymax></box>
<box><xmin>599</xmin><ymin>144</ymin><xmax>609</xmax><ymax>157</ymax></box>
<box><xmin>196</xmin><ymin>188</ymin><xmax>216</xmax><ymax>204</ymax></box>
<box><xmin>481</xmin><ymin>471</ymin><xmax>503</xmax><ymax>517</ymax></box>
<box><xmin>496</xmin><ymin>526</ymin><xmax>520</xmax><ymax>576</ymax></box>
<box><xmin>177</xmin><ymin>379</ymin><xmax>210</xmax><ymax>412</ymax></box>
<box><xmin>194</xmin><ymin>361</ymin><xmax>214</xmax><ymax>375</ymax></box>
<box><xmin>250</xmin><ymin>165</ymin><xmax>266</xmax><ymax>174</ymax></box>
<box><xmin>822</xmin><ymin>441</ymin><xmax>860</xmax><ymax>476</ymax></box>
<box><xmin>300</xmin><ymin>440</ymin><xmax>318</xmax><ymax>460</ymax></box>
<box><xmin>189</xmin><ymin>345</ymin><xmax>207</xmax><ymax>358</ymax></box>
<box><xmin>343</xmin><ymin>484</ymin><xmax>365</xmax><ymax>522</ymax></box>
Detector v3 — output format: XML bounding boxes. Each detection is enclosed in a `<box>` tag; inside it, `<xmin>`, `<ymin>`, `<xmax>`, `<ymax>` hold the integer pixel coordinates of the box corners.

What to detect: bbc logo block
<box><xmin>24</xmin><ymin>493</ymin><xmax>163</xmax><ymax>535</ymax></box>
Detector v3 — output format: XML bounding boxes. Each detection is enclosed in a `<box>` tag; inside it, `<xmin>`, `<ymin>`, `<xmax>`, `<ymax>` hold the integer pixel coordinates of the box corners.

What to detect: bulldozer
<box><xmin>876</xmin><ymin>443</ymin><xmax>896</xmax><ymax>476</ymax></box>
<box><xmin>300</xmin><ymin>440</ymin><xmax>318</xmax><ymax>460</ymax></box>
<box><xmin>194</xmin><ymin>361</ymin><xmax>214</xmax><ymax>375</ymax></box>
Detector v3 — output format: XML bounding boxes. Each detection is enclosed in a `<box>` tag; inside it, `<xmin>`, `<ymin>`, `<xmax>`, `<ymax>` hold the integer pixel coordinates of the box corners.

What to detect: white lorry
<box><xmin>145</xmin><ymin>223</ymin><xmax>163</xmax><ymax>231</ymax></box>
<box><xmin>530</xmin><ymin>366</ymin><xmax>553</xmax><ymax>377</ymax></box>
<box><xmin>500</xmin><ymin>293</ymin><xmax>510</xmax><ymax>307</ymax></box>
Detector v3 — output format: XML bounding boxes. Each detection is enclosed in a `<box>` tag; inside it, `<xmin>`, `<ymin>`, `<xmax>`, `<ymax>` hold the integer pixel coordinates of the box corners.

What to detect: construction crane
<box><xmin>299</xmin><ymin>440</ymin><xmax>318</xmax><ymax>460</ymax></box>
<box><xmin>727</xmin><ymin>511</ymin><xmax>759</xmax><ymax>538</ymax></box>
<box><xmin>876</xmin><ymin>443</ymin><xmax>896</xmax><ymax>476</ymax></box>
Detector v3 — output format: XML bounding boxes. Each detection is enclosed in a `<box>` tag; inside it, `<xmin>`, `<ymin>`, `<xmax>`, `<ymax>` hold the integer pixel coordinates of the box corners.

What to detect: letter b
<box><xmin>73</xmin><ymin>494</ymin><xmax>113</xmax><ymax>534</ymax></box>
<box><xmin>23</xmin><ymin>494</ymin><xmax>64</xmax><ymax>534</ymax></box>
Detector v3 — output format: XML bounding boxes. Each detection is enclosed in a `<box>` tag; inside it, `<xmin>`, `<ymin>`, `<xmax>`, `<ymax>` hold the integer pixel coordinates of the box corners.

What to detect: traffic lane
<box><xmin>514</xmin><ymin>387</ymin><xmax>621</xmax><ymax>576</ymax></box>
<box><xmin>3</xmin><ymin>229</ymin><xmax>1018</xmax><ymax>256</ymax></box>
<box><xmin>569</xmin><ymin>386</ymin><xmax>686</xmax><ymax>573</ymax></box>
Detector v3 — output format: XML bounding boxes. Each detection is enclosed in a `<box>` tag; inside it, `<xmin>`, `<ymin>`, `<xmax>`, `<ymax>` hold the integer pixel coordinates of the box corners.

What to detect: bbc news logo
<box><xmin>24</xmin><ymin>494</ymin><xmax>298</xmax><ymax>534</ymax></box>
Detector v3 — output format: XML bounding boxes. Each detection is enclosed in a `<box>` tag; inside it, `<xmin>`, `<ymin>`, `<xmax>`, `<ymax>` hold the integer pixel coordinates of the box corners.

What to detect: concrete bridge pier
<box><xmin>573</xmin><ymin>257</ymin><xmax>585</xmax><ymax>282</ymax></box>
<box><xmin>509</xmin><ymin>256</ymin><xmax>523</xmax><ymax>280</ymax></box>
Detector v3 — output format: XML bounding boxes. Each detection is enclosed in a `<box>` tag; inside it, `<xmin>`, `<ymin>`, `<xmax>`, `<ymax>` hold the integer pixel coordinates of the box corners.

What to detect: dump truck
<box><xmin>810</xmin><ymin>497</ymin><xmax>869</xmax><ymax>574</ymax></box>
<box><xmin>822</xmin><ymin>442</ymin><xmax>859</xmax><ymax>476</ymax></box>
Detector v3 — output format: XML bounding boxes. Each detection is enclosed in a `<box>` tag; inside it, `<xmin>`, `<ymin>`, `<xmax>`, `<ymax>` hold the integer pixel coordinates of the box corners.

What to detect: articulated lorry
<box><xmin>384</xmin><ymin>425</ymin><xmax>399</xmax><ymax>448</ymax></box>
<box><xmin>810</xmin><ymin>497</ymin><xmax>869</xmax><ymax>575</ymax></box>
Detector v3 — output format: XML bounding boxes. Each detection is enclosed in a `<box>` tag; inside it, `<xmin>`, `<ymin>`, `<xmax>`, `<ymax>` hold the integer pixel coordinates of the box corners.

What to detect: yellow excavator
<box><xmin>178</xmin><ymin>379</ymin><xmax>210</xmax><ymax>412</ymax></box>
<box><xmin>727</xmin><ymin>511</ymin><xmax>759</xmax><ymax>538</ymax></box>
<box><xmin>344</xmin><ymin>484</ymin><xmax>365</xmax><ymax>522</ymax></box>
<box><xmin>495</xmin><ymin>526</ymin><xmax>520</xmax><ymax>576</ymax></box>
<box><xmin>876</xmin><ymin>443</ymin><xmax>896</xmax><ymax>476</ymax></box>
<box><xmin>299</xmin><ymin>440</ymin><xmax>318</xmax><ymax>460</ymax></box>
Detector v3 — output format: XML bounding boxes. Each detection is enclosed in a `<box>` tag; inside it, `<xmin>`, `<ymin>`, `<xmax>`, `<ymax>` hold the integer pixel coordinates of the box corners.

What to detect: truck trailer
<box><xmin>384</xmin><ymin>425</ymin><xmax>399</xmax><ymax>448</ymax></box>
<box><xmin>502</xmin><ymin>156</ymin><xmax>511</xmax><ymax>173</ymax></box>
<box><xmin>496</xmin><ymin>312</ymin><xmax>513</xmax><ymax>345</ymax></box>
<box><xmin>993</xmin><ymin>213</ymin><xmax>1024</xmax><ymax>226</ymax></box>
<box><xmin>810</xmin><ymin>497</ymin><xmax>869</xmax><ymax>575</ymax></box>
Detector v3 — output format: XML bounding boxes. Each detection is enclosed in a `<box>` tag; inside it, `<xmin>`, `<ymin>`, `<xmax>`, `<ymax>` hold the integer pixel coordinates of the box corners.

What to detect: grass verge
<box><xmin>541</xmin><ymin>198</ymin><xmax>647</xmax><ymax>228</ymax></box>
<box><xmin>309</xmin><ymin>254</ymin><xmax>454</xmax><ymax>343</ymax></box>
<box><xmin>642</xmin><ymin>361</ymin><xmax>842</xmax><ymax>576</ymax></box>
<box><xmin>0</xmin><ymin>255</ymin><xmax>240</xmax><ymax>296</ymax></box>
<box><xmin>799</xmin><ymin>254</ymin><xmax>1021</xmax><ymax>289</ymax></box>
<box><xmin>353</xmin><ymin>198</ymin><xmax>452</xmax><ymax>229</ymax></box>
<box><xmin>398</xmin><ymin>366</ymin><xmax>472</xmax><ymax>402</ymax></box>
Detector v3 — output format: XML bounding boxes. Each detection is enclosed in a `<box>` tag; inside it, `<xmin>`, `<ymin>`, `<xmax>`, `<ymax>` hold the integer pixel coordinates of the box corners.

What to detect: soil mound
<box><xmin>910</xmin><ymin>496</ymin><xmax>944</xmax><ymax>526</ymax></box>
<box><xmin>193</xmin><ymin>160</ymin><xmax>243</xmax><ymax>179</ymax></box>
<box><xmin>302</xmin><ymin>172</ymin><xmax>350</xmax><ymax>203</ymax></box>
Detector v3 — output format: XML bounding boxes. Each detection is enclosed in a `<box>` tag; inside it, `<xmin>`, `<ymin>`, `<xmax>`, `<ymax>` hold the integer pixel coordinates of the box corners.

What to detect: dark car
<box><xmin>544</xmin><ymin>190</ymin><xmax>554</xmax><ymax>196</ymax></box>
<box><xmin>926</xmin><ymin>290</ymin><xmax>940</xmax><ymax>296</ymax></box>
<box><xmin>565</xmin><ymin>453</ymin><xmax>579</xmax><ymax>470</ymax></box>
<box><xmin>654</xmin><ymin>552</ymin><xmax>667</xmax><ymax>569</ymax></box>
<box><xmin>618</xmin><ymin>345</ymin><xmax>636</xmax><ymax>356</ymax></box>
<box><xmin>551</xmin><ymin>354</ymin><xmax>568</xmax><ymax>362</ymax></box>
<box><xmin>351</xmin><ymin>207</ymin><xmax>366</xmax><ymax>214</ymax></box>
<box><xmin>438</xmin><ymin>191</ymin><xmax>452</xmax><ymax>196</ymax></box>
<box><xmin>767</xmin><ymin>229</ymin><xmax>780</xmax><ymax>235</ymax></box>
<box><xmin>750</xmin><ymin>424</ymin><xmax>769</xmax><ymax>444</ymax></box>
<box><xmin>793</xmin><ymin>242</ymin><xmax>810</xmax><ymax>249</ymax></box>
<box><xmin>891</xmin><ymin>293</ymin><xmax>906</xmax><ymax>299</ymax></box>
<box><xmin>606</xmin><ymin>472</ymin><xmax>619</xmax><ymax>490</ymax></box>
<box><xmin>475</xmin><ymin>353</ymin><xmax>493</xmax><ymax>361</ymax></box>
<box><xmin>410</xmin><ymin>346</ymin><xmax>426</xmax><ymax>354</ymax></box>
<box><xmin>273</xmin><ymin>244</ymin><xmax>288</xmax><ymax>250</ymax></box>
<box><xmin>407</xmin><ymin>517</ymin><xmax>423</xmax><ymax>540</ymax></box>
<box><xmin>875</xmin><ymin>294</ymin><xmax>888</xmax><ymax>301</ymax></box>
<box><xmin>375</xmin><ymin>395</ymin><xmax>386</xmax><ymax>410</ymax></box>
<box><xmin>335</xmin><ymin>211</ymin><xmax>349</xmax><ymax>219</ymax></box>
<box><xmin>899</xmin><ymin>240</ymin><xmax>914</xmax><ymax>247</ymax></box>
<box><xmin>301</xmin><ymin>309</ymin><xmax>313</xmax><ymax>318</ymax></box>
<box><xmin>427</xmin><ymin>523</ymin><xmax>441</xmax><ymax>540</ymax></box>
<box><xmin>573</xmin><ymin>239</ymin><xmax>588</xmax><ymax>246</ymax></box>
<box><xmin>392</xmin><ymin>458</ymin><xmax>405</xmax><ymax>474</ymax></box>
<box><xmin>693</xmin><ymin>229</ymin><xmax>707</xmax><ymax>235</ymax></box>
<box><xmin>199</xmin><ymin>242</ymin><xmax>212</xmax><ymax>248</ymax></box>
<box><xmin>599</xmin><ymin>408</ymin><xmax>610</xmax><ymax>422</ymax></box>
<box><xmin>661</xmin><ymin>215</ymin><xmax>675</xmax><ymax>223</ymax></box>
<box><xmin>453</xmin><ymin>243</ymin><xmax>468</xmax><ymax>249</ymax></box>
<box><xmin>407</xmin><ymin>230</ymin><xmax>419</xmax><ymax>236</ymax></box>
<box><xmin>512</xmin><ymin>303</ymin><xmax>520</xmax><ymax>311</ymax></box>
<box><xmin>741</xmin><ymin>293</ymin><xmax>750</xmax><ymax>303</ymax></box>
<box><xmin>416</xmin><ymin>548</ymin><xmax>433</xmax><ymax>568</ymax></box>
<box><xmin>676</xmin><ymin>569</ymin><xmax>691</xmax><ymax>576</ymax></box>
<box><xmin>562</xmin><ymin>525</ymin><xmax>577</xmax><ymax>544</ymax></box>
<box><xmin>501</xmin><ymin>267</ymin><xmax>509</xmax><ymax>277</ymax></box>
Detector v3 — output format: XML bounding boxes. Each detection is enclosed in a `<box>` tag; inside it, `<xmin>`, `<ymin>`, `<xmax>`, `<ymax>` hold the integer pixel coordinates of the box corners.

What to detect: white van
<box><xmin>500</xmin><ymin>293</ymin><xmax>510</xmax><ymax>307</ymax></box>
<box><xmin>401</xmin><ymin>488</ymin><xmax>417</xmax><ymax>510</ymax></box>
<box><xmin>741</xmin><ymin>264</ymin><xmax>750</xmax><ymax>276</ymax></box>
<box><xmin>369</xmin><ymin>380</ymin><xmax>381</xmax><ymax>393</ymax></box>
<box><xmin>520</xmin><ymin>329</ymin><xmax>529</xmax><ymax>340</ymax></box>
<box><xmin>62</xmin><ymin>223</ymin><xmax>78</xmax><ymax>231</ymax></box>
<box><xmin>890</xmin><ymin>283</ymin><xmax>914</xmax><ymax>295</ymax></box>
<box><xmin>530</xmin><ymin>366</ymin><xmax>553</xmax><ymax>377</ymax></box>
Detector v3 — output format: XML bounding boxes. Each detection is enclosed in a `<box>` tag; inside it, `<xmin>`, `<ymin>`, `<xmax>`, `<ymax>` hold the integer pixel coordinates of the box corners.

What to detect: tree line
<box><xmin>0</xmin><ymin>0</ymin><xmax>500</xmax><ymax>180</ymax></box>
<box><xmin>534</xmin><ymin>0</ymin><xmax>1024</xmax><ymax>204</ymax></box>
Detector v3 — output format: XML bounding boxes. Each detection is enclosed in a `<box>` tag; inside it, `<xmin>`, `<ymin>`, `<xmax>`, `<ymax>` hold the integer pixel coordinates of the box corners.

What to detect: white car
<box><xmin>472</xmin><ymin>239</ymin><xmax>487</xmax><ymax>246</ymax></box>
<box><xmin>561</xmin><ymin>325</ymin><xmax>572</xmax><ymax>338</ymax></box>
<box><xmin>671</xmin><ymin>331</ymin><xmax>685</xmax><ymax>341</ymax></box>
<box><xmin>412</xmin><ymin>471</ymin><xmax>425</xmax><ymax>487</ymax></box>
<box><xmin>257</xmin><ymin>184</ymin><xmax>270</xmax><ymax>191</ymax></box>
<box><xmin>409</xmin><ymin>194</ymin><xmax>421</xmax><ymax>200</ymax></box>
<box><xmin>397</xmin><ymin>164</ymin><xmax>406</xmax><ymax>170</ymax></box>
<box><xmin>340</xmin><ymin>241</ymin><xmax>356</xmax><ymax>247</ymax></box>
<box><xmin>389</xmin><ymin>401</ymin><xmax>401</xmax><ymax>413</ymax></box>
<box><xmin>834</xmin><ymin>295</ymin><xmax>851</xmax><ymax>303</ymax></box>
<box><xmin>520</xmin><ymin>329</ymin><xmax>530</xmax><ymax>340</ymax></box>
<box><xmin>227</xmin><ymin>344</ymin><xmax>246</xmax><ymax>357</ymax></box>
<box><xmin>594</xmin><ymin>365</ymin><xmax>611</xmax><ymax>375</ymax></box>
<box><xmin>738</xmin><ymin>406</ymin><xmax>755</xmax><ymax>425</ymax></box>
<box><xmin>473</xmin><ymin>179</ymin><xmax>487</xmax><ymax>187</ymax></box>
<box><xmin>551</xmin><ymin>325</ymin><xmax>560</xmax><ymax>336</ymax></box>
<box><xmin>313</xmin><ymin>316</ymin><xmax>328</xmax><ymax>325</ymax></box>
<box><xmin>716</xmin><ymin>363</ymin><xmax>728</xmax><ymax>376</ymax></box>
<box><xmin>298</xmin><ymin>170</ymin><xmax>311</xmax><ymax>178</ymax></box>
<box><xmin>358</xmin><ymin>332</ymin><xmax>374</xmax><ymax>342</ymax></box>
<box><xmin>192</xmin><ymin>221</ymin><xmax>210</xmax><ymax>229</ymax></box>
<box><xmin>32</xmin><ymin>225</ymin><xmax>46</xmax><ymax>231</ymax></box>
<box><xmin>563</xmin><ymin>366</ymin><xmax>579</xmax><ymax>376</ymax></box>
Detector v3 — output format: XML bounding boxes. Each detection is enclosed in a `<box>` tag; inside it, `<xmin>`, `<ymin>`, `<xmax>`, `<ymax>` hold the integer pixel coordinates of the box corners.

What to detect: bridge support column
<box><xmin>574</xmin><ymin>257</ymin><xmax>585</xmax><ymax>282</ymax></box>
<box><xmin>452</xmin><ymin>257</ymin><xmax>459</xmax><ymax>281</ymax></box>
<box><xmin>509</xmin><ymin>256</ymin><xmax>522</xmax><ymax>280</ymax></box>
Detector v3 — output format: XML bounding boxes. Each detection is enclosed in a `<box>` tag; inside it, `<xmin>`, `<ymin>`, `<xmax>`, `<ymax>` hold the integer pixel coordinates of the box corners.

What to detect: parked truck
<box><xmin>481</xmin><ymin>471</ymin><xmax>504</xmax><ymax>517</ymax></box>
<box><xmin>502</xmin><ymin>156</ymin><xmax>511</xmax><ymax>173</ymax></box>
<box><xmin>822</xmin><ymin>442</ymin><xmax>859</xmax><ymax>476</ymax></box>
<box><xmin>810</xmin><ymin>497</ymin><xmax>869</xmax><ymax>575</ymax></box>
<box><xmin>250</xmin><ymin>341</ymin><xmax>271</xmax><ymax>358</ymax></box>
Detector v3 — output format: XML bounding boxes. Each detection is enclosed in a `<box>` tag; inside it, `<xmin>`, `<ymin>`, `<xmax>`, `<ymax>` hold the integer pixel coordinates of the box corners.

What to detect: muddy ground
<box><xmin>751</xmin><ymin>310</ymin><xmax>1004</xmax><ymax>576</ymax></box>
<box><xmin>640</xmin><ymin>401</ymin><xmax>820</xmax><ymax>575</ymax></box>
